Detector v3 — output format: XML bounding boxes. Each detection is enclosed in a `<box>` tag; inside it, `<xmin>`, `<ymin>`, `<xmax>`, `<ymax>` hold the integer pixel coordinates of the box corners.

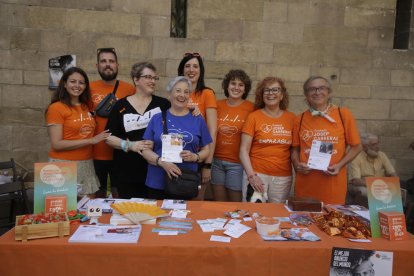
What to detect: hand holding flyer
<box><xmin>161</xmin><ymin>134</ymin><xmax>183</xmax><ymax>163</ymax></box>
<box><xmin>307</xmin><ymin>140</ymin><xmax>333</xmax><ymax>170</ymax></box>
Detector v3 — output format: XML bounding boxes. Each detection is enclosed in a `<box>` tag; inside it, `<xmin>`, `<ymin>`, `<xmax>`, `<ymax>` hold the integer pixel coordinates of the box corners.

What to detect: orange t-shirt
<box><xmin>189</xmin><ymin>88</ymin><xmax>217</xmax><ymax>122</ymax></box>
<box><xmin>242</xmin><ymin>109</ymin><xmax>296</xmax><ymax>176</ymax></box>
<box><xmin>292</xmin><ymin>107</ymin><xmax>361</xmax><ymax>204</ymax></box>
<box><xmin>46</xmin><ymin>102</ymin><xmax>95</xmax><ymax>160</ymax></box>
<box><xmin>215</xmin><ymin>99</ymin><xmax>254</xmax><ymax>163</ymax></box>
<box><xmin>90</xmin><ymin>80</ymin><xmax>135</xmax><ymax>160</ymax></box>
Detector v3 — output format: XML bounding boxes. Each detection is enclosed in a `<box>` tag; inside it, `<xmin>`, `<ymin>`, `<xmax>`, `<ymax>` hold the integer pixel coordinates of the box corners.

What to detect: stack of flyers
<box><xmin>130</xmin><ymin>198</ymin><xmax>157</xmax><ymax>206</ymax></box>
<box><xmin>158</xmin><ymin>217</ymin><xmax>193</xmax><ymax>230</ymax></box>
<box><xmin>161</xmin><ymin>199</ymin><xmax>187</xmax><ymax>210</ymax></box>
<box><xmin>152</xmin><ymin>228</ymin><xmax>188</xmax><ymax>234</ymax></box>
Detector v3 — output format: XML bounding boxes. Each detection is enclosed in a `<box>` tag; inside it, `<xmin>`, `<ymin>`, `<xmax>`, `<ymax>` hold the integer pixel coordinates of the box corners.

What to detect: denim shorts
<box><xmin>211</xmin><ymin>158</ymin><xmax>244</xmax><ymax>191</ymax></box>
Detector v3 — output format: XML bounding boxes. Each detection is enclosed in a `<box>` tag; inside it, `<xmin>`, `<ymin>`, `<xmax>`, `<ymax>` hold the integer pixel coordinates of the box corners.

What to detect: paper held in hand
<box><xmin>161</xmin><ymin>134</ymin><xmax>183</xmax><ymax>163</ymax></box>
<box><xmin>307</xmin><ymin>140</ymin><xmax>333</xmax><ymax>170</ymax></box>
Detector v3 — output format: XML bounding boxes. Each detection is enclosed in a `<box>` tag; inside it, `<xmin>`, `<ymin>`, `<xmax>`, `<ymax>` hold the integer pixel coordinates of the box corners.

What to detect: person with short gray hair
<box><xmin>349</xmin><ymin>133</ymin><xmax>397</xmax><ymax>205</ymax></box>
<box><xmin>142</xmin><ymin>76</ymin><xmax>212</xmax><ymax>200</ymax></box>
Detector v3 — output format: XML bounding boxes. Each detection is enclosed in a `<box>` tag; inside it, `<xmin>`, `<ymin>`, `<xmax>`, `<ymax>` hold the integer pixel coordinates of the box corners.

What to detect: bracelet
<box><xmin>125</xmin><ymin>139</ymin><xmax>130</xmax><ymax>153</ymax></box>
<box><xmin>156</xmin><ymin>156</ymin><xmax>161</xmax><ymax>166</ymax></box>
<box><xmin>202</xmin><ymin>163</ymin><xmax>212</xmax><ymax>169</ymax></box>
<box><xmin>195</xmin><ymin>153</ymin><xmax>200</xmax><ymax>162</ymax></box>
<box><xmin>121</xmin><ymin>140</ymin><xmax>127</xmax><ymax>152</ymax></box>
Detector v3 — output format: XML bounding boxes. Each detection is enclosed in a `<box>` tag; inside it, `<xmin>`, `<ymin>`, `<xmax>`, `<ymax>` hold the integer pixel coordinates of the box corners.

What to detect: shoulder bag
<box><xmin>95</xmin><ymin>80</ymin><xmax>120</xmax><ymax>117</ymax></box>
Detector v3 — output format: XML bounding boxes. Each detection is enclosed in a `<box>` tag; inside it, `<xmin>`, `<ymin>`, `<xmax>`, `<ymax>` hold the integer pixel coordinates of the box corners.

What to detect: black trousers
<box><xmin>93</xmin><ymin>160</ymin><xmax>115</xmax><ymax>193</ymax></box>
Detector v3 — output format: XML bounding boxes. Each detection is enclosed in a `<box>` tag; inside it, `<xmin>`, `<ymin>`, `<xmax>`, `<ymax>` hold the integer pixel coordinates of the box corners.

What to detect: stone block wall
<box><xmin>0</xmin><ymin>0</ymin><xmax>413</xmax><ymax>180</ymax></box>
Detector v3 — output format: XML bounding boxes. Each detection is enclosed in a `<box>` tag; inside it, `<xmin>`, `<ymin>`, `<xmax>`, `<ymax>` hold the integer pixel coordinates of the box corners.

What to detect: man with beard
<box><xmin>90</xmin><ymin>48</ymin><xmax>135</xmax><ymax>198</ymax></box>
<box><xmin>348</xmin><ymin>133</ymin><xmax>397</xmax><ymax>205</ymax></box>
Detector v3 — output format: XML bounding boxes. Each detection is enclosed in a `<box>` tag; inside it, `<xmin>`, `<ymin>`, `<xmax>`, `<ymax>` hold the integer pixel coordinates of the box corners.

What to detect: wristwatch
<box><xmin>202</xmin><ymin>163</ymin><xmax>212</xmax><ymax>169</ymax></box>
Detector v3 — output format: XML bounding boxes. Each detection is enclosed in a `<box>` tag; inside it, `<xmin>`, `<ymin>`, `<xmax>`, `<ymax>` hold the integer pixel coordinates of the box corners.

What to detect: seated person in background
<box><xmin>348</xmin><ymin>133</ymin><xmax>397</xmax><ymax>202</ymax></box>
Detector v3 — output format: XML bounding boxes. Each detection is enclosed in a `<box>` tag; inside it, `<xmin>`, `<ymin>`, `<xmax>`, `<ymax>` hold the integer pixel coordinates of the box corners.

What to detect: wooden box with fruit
<box><xmin>15</xmin><ymin>213</ymin><xmax>70</xmax><ymax>242</ymax></box>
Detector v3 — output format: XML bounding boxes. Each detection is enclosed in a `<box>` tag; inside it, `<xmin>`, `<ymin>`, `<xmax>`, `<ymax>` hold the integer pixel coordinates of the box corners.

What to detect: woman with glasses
<box><xmin>178</xmin><ymin>52</ymin><xmax>217</xmax><ymax>200</ymax></box>
<box><xmin>212</xmin><ymin>69</ymin><xmax>254</xmax><ymax>202</ymax></box>
<box><xmin>291</xmin><ymin>76</ymin><xmax>362</xmax><ymax>204</ymax></box>
<box><xmin>46</xmin><ymin>67</ymin><xmax>111</xmax><ymax>198</ymax></box>
<box><xmin>142</xmin><ymin>76</ymin><xmax>212</xmax><ymax>199</ymax></box>
<box><xmin>105</xmin><ymin>62</ymin><xmax>170</xmax><ymax>199</ymax></box>
<box><xmin>239</xmin><ymin>77</ymin><xmax>296</xmax><ymax>203</ymax></box>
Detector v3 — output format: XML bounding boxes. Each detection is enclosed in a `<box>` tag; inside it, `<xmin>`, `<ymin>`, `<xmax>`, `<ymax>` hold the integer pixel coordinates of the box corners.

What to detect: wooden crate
<box><xmin>15</xmin><ymin>213</ymin><xmax>70</xmax><ymax>242</ymax></box>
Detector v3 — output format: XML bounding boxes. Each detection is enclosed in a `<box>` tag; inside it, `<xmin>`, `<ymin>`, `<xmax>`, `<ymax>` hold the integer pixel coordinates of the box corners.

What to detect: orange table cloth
<box><xmin>0</xmin><ymin>201</ymin><xmax>413</xmax><ymax>276</ymax></box>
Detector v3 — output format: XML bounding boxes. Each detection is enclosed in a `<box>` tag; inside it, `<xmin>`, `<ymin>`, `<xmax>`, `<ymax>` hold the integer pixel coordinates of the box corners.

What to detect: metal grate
<box><xmin>170</xmin><ymin>0</ymin><xmax>187</xmax><ymax>38</ymax></box>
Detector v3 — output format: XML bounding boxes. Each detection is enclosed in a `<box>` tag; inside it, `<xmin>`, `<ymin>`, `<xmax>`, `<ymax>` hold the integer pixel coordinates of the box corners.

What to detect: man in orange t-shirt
<box><xmin>90</xmin><ymin>48</ymin><xmax>135</xmax><ymax>198</ymax></box>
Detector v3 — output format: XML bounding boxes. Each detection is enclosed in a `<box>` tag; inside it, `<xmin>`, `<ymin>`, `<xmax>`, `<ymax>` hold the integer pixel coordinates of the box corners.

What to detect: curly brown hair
<box><xmin>222</xmin><ymin>69</ymin><xmax>251</xmax><ymax>100</ymax></box>
<box><xmin>254</xmin><ymin>77</ymin><xmax>289</xmax><ymax>110</ymax></box>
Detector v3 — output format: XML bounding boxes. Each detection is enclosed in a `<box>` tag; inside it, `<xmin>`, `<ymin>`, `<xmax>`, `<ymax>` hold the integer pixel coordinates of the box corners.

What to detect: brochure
<box><xmin>260</xmin><ymin>228</ymin><xmax>320</xmax><ymax>241</ymax></box>
<box><xmin>69</xmin><ymin>225</ymin><xmax>142</xmax><ymax>244</ymax></box>
<box><xmin>159</xmin><ymin>217</ymin><xmax>193</xmax><ymax>230</ymax></box>
<box><xmin>161</xmin><ymin>134</ymin><xmax>183</xmax><ymax>163</ymax></box>
<box><xmin>34</xmin><ymin>162</ymin><xmax>77</xmax><ymax>214</ymax></box>
<box><xmin>366</xmin><ymin>177</ymin><xmax>404</xmax><ymax>237</ymax></box>
<box><xmin>330</xmin><ymin>247</ymin><xmax>393</xmax><ymax>276</ymax></box>
<box><xmin>161</xmin><ymin>199</ymin><xmax>187</xmax><ymax>210</ymax></box>
<box><xmin>307</xmin><ymin>140</ymin><xmax>332</xmax><ymax>170</ymax></box>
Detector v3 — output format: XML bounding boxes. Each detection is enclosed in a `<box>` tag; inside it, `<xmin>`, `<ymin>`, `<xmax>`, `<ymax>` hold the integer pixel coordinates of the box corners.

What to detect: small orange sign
<box><xmin>379</xmin><ymin>211</ymin><xmax>407</xmax><ymax>241</ymax></box>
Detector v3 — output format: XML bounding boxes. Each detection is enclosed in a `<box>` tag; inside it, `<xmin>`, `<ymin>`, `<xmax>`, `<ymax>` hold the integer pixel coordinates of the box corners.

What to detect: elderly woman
<box><xmin>105</xmin><ymin>62</ymin><xmax>170</xmax><ymax>199</ymax></box>
<box><xmin>212</xmin><ymin>69</ymin><xmax>254</xmax><ymax>202</ymax></box>
<box><xmin>239</xmin><ymin>77</ymin><xmax>296</xmax><ymax>203</ymax></box>
<box><xmin>178</xmin><ymin>52</ymin><xmax>217</xmax><ymax>199</ymax></box>
<box><xmin>46</xmin><ymin>67</ymin><xmax>110</xmax><ymax>197</ymax></box>
<box><xmin>142</xmin><ymin>76</ymin><xmax>212</xmax><ymax>199</ymax></box>
<box><xmin>291</xmin><ymin>76</ymin><xmax>362</xmax><ymax>204</ymax></box>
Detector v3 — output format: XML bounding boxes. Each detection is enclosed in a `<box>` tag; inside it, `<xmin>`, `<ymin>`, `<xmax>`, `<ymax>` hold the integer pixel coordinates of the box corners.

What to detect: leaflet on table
<box><xmin>69</xmin><ymin>225</ymin><xmax>142</xmax><ymax>243</ymax></box>
<box><xmin>152</xmin><ymin>228</ymin><xmax>188</xmax><ymax>234</ymax></box>
<box><xmin>158</xmin><ymin>217</ymin><xmax>193</xmax><ymax>230</ymax></box>
<box><xmin>329</xmin><ymin>247</ymin><xmax>393</xmax><ymax>276</ymax></box>
<box><xmin>224</xmin><ymin>223</ymin><xmax>251</xmax><ymax>238</ymax></box>
<box><xmin>161</xmin><ymin>199</ymin><xmax>187</xmax><ymax>210</ymax></box>
<box><xmin>260</xmin><ymin>228</ymin><xmax>320</xmax><ymax>242</ymax></box>
<box><xmin>366</xmin><ymin>177</ymin><xmax>404</xmax><ymax>238</ymax></box>
<box><xmin>210</xmin><ymin>235</ymin><xmax>231</xmax><ymax>243</ymax></box>
<box><xmin>34</xmin><ymin>162</ymin><xmax>77</xmax><ymax>213</ymax></box>
<box><xmin>307</xmin><ymin>140</ymin><xmax>333</xmax><ymax>170</ymax></box>
<box><xmin>161</xmin><ymin>134</ymin><xmax>183</xmax><ymax>163</ymax></box>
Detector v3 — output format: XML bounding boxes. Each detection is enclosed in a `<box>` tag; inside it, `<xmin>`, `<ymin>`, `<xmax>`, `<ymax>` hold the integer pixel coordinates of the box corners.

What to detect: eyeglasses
<box><xmin>307</xmin><ymin>86</ymin><xmax>329</xmax><ymax>93</ymax></box>
<box><xmin>184</xmin><ymin>52</ymin><xmax>201</xmax><ymax>57</ymax></box>
<box><xmin>97</xmin><ymin>47</ymin><xmax>116</xmax><ymax>54</ymax></box>
<box><xmin>263</xmin><ymin>87</ymin><xmax>282</xmax><ymax>95</ymax></box>
<box><xmin>140</xmin><ymin>75</ymin><xmax>159</xmax><ymax>81</ymax></box>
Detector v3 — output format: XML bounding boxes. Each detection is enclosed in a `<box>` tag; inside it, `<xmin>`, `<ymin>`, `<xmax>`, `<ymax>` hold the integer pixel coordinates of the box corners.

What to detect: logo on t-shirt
<box><xmin>79</xmin><ymin>124</ymin><xmax>94</xmax><ymax>137</ymax></box>
<box><xmin>123</xmin><ymin>107</ymin><xmax>161</xmax><ymax>132</ymax></box>
<box><xmin>260</xmin><ymin>123</ymin><xmax>291</xmax><ymax>136</ymax></box>
<box><xmin>218</xmin><ymin>124</ymin><xmax>238</xmax><ymax>137</ymax></box>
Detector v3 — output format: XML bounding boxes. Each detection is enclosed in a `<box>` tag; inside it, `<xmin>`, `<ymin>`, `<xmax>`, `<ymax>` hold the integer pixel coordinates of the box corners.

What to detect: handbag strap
<box><xmin>162</xmin><ymin>110</ymin><xmax>168</xmax><ymax>134</ymax></box>
<box><xmin>112</xmin><ymin>80</ymin><xmax>120</xmax><ymax>96</ymax></box>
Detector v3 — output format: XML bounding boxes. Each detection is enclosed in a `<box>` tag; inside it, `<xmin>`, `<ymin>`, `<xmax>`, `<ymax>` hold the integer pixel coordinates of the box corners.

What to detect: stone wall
<box><xmin>0</xmin><ymin>0</ymin><xmax>413</xmax><ymax>180</ymax></box>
